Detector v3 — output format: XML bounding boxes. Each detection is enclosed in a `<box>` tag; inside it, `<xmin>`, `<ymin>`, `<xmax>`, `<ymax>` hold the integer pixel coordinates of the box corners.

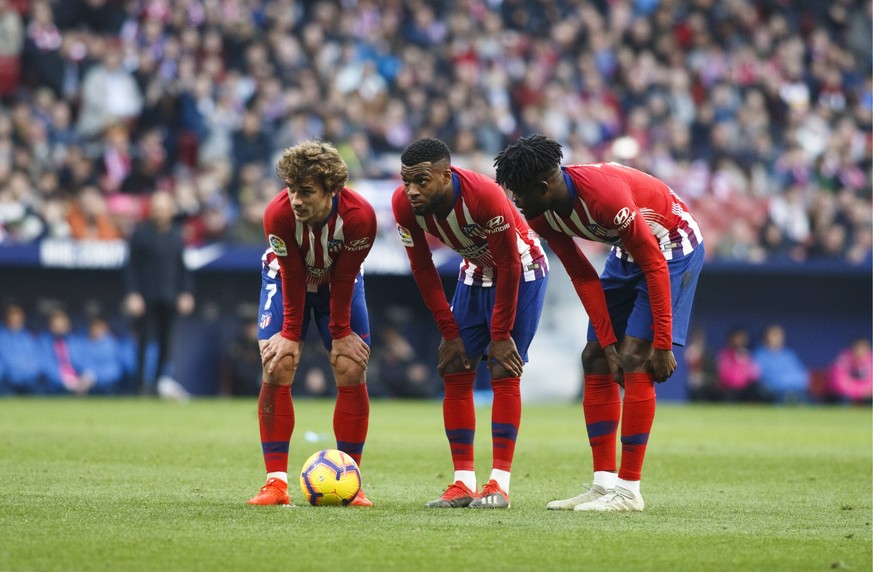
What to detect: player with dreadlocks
<box><xmin>494</xmin><ymin>134</ymin><xmax>705</xmax><ymax>512</ymax></box>
<box><xmin>393</xmin><ymin>137</ymin><xmax>549</xmax><ymax>509</ymax></box>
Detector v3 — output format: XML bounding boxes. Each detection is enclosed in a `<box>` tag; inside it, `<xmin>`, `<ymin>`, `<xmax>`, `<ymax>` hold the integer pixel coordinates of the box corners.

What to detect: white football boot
<box><xmin>573</xmin><ymin>485</ymin><xmax>645</xmax><ymax>512</ymax></box>
<box><xmin>546</xmin><ymin>483</ymin><xmax>610</xmax><ymax>510</ymax></box>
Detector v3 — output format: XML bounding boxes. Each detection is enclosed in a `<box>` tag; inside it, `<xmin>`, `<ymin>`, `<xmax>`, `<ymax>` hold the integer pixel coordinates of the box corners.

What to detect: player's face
<box><xmin>288</xmin><ymin>179</ymin><xmax>335</xmax><ymax>224</ymax></box>
<box><xmin>507</xmin><ymin>183</ymin><xmax>549</xmax><ymax>219</ymax></box>
<box><xmin>400</xmin><ymin>161</ymin><xmax>452</xmax><ymax>216</ymax></box>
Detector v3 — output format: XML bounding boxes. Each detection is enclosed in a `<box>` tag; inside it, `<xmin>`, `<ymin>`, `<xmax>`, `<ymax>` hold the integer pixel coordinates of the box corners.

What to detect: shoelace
<box><xmin>480</xmin><ymin>482</ymin><xmax>503</xmax><ymax>497</ymax></box>
<box><xmin>443</xmin><ymin>483</ymin><xmax>471</xmax><ymax>498</ymax></box>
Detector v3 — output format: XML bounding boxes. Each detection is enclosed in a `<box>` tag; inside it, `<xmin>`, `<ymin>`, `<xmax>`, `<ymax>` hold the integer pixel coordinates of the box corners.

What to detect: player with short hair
<box><xmin>494</xmin><ymin>135</ymin><xmax>705</xmax><ymax>512</ymax></box>
<box><xmin>248</xmin><ymin>141</ymin><xmax>376</xmax><ymax>507</ymax></box>
<box><xmin>393</xmin><ymin>137</ymin><xmax>549</xmax><ymax>509</ymax></box>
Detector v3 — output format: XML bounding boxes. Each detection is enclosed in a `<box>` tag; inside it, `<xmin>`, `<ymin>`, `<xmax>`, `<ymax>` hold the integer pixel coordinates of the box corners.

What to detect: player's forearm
<box><xmin>411</xmin><ymin>263</ymin><xmax>459</xmax><ymax>340</ymax></box>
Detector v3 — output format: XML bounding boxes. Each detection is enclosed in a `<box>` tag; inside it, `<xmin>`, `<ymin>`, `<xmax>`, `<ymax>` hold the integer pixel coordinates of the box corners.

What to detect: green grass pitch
<box><xmin>0</xmin><ymin>398</ymin><xmax>870</xmax><ymax>571</ymax></box>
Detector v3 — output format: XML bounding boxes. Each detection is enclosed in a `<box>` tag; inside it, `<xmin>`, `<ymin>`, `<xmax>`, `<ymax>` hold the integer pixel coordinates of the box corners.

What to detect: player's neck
<box><xmin>431</xmin><ymin>183</ymin><xmax>455</xmax><ymax>218</ymax></box>
<box><xmin>549</xmin><ymin>171</ymin><xmax>573</xmax><ymax>217</ymax></box>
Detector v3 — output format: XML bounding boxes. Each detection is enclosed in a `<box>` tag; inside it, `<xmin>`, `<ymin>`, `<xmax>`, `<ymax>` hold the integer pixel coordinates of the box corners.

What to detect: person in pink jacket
<box><xmin>829</xmin><ymin>338</ymin><xmax>872</xmax><ymax>405</ymax></box>
<box><xmin>716</xmin><ymin>328</ymin><xmax>771</xmax><ymax>402</ymax></box>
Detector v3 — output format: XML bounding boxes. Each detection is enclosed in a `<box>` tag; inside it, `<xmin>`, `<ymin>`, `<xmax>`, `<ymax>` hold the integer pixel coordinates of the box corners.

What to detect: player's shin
<box><xmin>490</xmin><ymin>376</ymin><xmax>521</xmax><ymax>492</ymax></box>
<box><xmin>258</xmin><ymin>382</ymin><xmax>294</xmax><ymax>480</ymax></box>
<box><xmin>334</xmin><ymin>382</ymin><xmax>369</xmax><ymax>467</ymax></box>
<box><xmin>443</xmin><ymin>371</ymin><xmax>477</xmax><ymax>490</ymax></box>
<box><xmin>583</xmin><ymin>374</ymin><xmax>620</xmax><ymax>487</ymax></box>
<box><xmin>618</xmin><ymin>372</ymin><xmax>656</xmax><ymax>483</ymax></box>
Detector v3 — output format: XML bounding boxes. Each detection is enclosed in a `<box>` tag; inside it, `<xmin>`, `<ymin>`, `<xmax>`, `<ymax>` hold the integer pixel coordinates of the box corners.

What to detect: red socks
<box><xmin>334</xmin><ymin>383</ymin><xmax>370</xmax><ymax>467</ymax></box>
<box><xmin>619</xmin><ymin>372</ymin><xmax>656</xmax><ymax>481</ymax></box>
<box><xmin>257</xmin><ymin>383</ymin><xmax>294</xmax><ymax>473</ymax></box>
<box><xmin>583</xmin><ymin>374</ymin><xmax>621</xmax><ymax>472</ymax></box>
<box><xmin>443</xmin><ymin>371</ymin><xmax>476</xmax><ymax>471</ymax></box>
<box><xmin>490</xmin><ymin>377</ymin><xmax>521</xmax><ymax>472</ymax></box>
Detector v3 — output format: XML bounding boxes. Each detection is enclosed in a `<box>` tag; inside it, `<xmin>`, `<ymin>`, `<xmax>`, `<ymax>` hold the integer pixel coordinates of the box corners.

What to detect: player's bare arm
<box><xmin>437</xmin><ymin>336</ymin><xmax>471</xmax><ymax>376</ymax></box>
<box><xmin>489</xmin><ymin>337</ymin><xmax>523</xmax><ymax>378</ymax></box>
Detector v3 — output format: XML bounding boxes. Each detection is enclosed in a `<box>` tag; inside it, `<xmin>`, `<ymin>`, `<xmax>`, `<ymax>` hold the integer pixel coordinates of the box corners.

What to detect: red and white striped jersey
<box><xmin>392</xmin><ymin>166</ymin><xmax>547</xmax><ymax>341</ymax></box>
<box><xmin>541</xmin><ymin>164</ymin><xmax>703</xmax><ymax>262</ymax></box>
<box><xmin>263</xmin><ymin>187</ymin><xmax>376</xmax><ymax>341</ymax></box>
<box><xmin>527</xmin><ymin>163</ymin><xmax>703</xmax><ymax>351</ymax></box>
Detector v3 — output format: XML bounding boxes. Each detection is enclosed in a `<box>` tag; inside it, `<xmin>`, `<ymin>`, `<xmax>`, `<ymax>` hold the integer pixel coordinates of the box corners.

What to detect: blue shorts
<box><xmin>257</xmin><ymin>267</ymin><xmax>370</xmax><ymax>350</ymax></box>
<box><xmin>450</xmin><ymin>275</ymin><xmax>548</xmax><ymax>363</ymax></box>
<box><xmin>587</xmin><ymin>244</ymin><xmax>705</xmax><ymax>347</ymax></box>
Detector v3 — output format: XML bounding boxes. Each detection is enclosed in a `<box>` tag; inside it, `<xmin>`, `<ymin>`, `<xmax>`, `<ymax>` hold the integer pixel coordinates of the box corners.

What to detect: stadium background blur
<box><xmin>0</xmin><ymin>0</ymin><xmax>870</xmax><ymax>401</ymax></box>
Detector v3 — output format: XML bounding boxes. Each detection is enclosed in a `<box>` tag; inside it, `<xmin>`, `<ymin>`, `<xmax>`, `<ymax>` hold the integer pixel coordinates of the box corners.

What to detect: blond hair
<box><xmin>275</xmin><ymin>140</ymin><xmax>349</xmax><ymax>194</ymax></box>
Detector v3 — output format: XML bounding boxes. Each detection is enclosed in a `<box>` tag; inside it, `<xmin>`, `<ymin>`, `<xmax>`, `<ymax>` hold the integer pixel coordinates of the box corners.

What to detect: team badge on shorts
<box><xmin>259</xmin><ymin>313</ymin><xmax>272</xmax><ymax>329</ymax></box>
<box><xmin>268</xmin><ymin>234</ymin><xmax>287</xmax><ymax>256</ymax></box>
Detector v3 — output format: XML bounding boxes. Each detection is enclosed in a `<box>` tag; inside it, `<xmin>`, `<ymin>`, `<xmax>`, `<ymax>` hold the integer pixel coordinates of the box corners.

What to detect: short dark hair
<box><xmin>401</xmin><ymin>138</ymin><xmax>451</xmax><ymax>166</ymax></box>
<box><xmin>494</xmin><ymin>134</ymin><xmax>563</xmax><ymax>190</ymax></box>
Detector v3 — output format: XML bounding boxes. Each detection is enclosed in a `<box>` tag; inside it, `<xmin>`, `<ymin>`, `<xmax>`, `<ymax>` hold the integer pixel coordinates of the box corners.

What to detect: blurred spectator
<box><xmin>0</xmin><ymin>0</ymin><xmax>24</xmax><ymax>98</ymax></box>
<box><xmin>219</xmin><ymin>317</ymin><xmax>262</xmax><ymax>397</ymax></box>
<box><xmin>77</xmin><ymin>42</ymin><xmax>143</xmax><ymax>138</ymax></box>
<box><xmin>67</xmin><ymin>185</ymin><xmax>122</xmax><ymax>240</ymax></box>
<box><xmin>71</xmin><ymin>315</ymin><xmax>125</xmax><ymax>395</ymax></box>
<box><xmin>753</xmin><ymin>324</ymin><xmax>811</xmax><ymax>404</ymax></box>
<box><xmin>716</xmin><ymin>327</ymin><xmax>771</xmax><ymax>403</ymax></box>
<box><xmin>373</xmin><ymin>323</ymin><xmax>439</xmax><ymax>399</ymax></box>
<box><xmin>0</xmin><ymin>301</ymin><xmax>42</xmax><ymax>394</ymax></box>
<box><xmin>38</xmin><ymin>305</ymin><xmax>93</xmax><ymax>395</ymax></box>
<box><xmin>124</xmin><ymin>190</ymin><xmax>194</xmax><ymax>394</ymax></box>
<box><xmin>828</xmin><ymin>337</ymin><xmax>873</xmax><ymax>405</ymax></box>
<box><xmin>684</xmin><ymin>326</ymin><xmax>719</xmax><ymax>402</ymax></box>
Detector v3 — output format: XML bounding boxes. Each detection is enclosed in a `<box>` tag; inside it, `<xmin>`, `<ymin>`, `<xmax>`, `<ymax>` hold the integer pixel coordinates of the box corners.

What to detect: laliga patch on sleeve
<box><xmin>397</xmin><ymin>224</ymin><xmax>414</xmax><ymax>247</ymax></box>
<box><xmin>268</xmin><ymin>234</ymin><xmax>288</xmax><ymax>256</ymax></box>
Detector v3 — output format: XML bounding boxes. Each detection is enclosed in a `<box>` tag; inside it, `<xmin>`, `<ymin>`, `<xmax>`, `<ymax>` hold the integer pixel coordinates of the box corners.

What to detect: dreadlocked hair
<box><xmin>276</xmin><ymin>140</ymin><xmax>348</xmax><ymax>194</ymax></box>
<box><xmin>401</xmin><ymin>138</ymin><xmax>451</xmax><ymax>166</ymax></box>
<box><xmin>494</xmin><ymin>135</ymin><xmax>563</xmax><ymax>190</ymax></box>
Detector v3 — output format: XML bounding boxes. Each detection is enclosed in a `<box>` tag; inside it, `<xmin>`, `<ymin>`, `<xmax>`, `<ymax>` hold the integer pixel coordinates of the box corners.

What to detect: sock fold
<box><xmin>583</xmin><ymin>374</ymin><xmax>621</xmax><ymax>473</ymax></box>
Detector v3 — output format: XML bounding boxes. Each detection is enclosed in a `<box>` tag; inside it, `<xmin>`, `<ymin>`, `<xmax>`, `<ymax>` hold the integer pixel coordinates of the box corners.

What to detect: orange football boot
<box><xmin>247</xmin><ymin>477</ymin><xmax>291</xmax><ymax>506</ymax></box>
<box><xmin>425</xmin><ymin>481</ymin><xmax>477</xmax><ymax>508</ymax></box>
<box><xmin>350</xmin><ymin>489</ymin><xmax>373</xmax><ymax>507</ymax></box>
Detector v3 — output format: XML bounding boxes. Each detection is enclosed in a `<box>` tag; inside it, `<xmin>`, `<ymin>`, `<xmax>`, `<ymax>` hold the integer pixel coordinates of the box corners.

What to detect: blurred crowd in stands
<box><xmin>0</xmin><ymin>0</ymin><xmax>869</xmax><ymax>264</ymax></box>
<box><xmin>684</xmin><ymin>323</ymin><xmax>872</xmax><ymax>405</ymax></box>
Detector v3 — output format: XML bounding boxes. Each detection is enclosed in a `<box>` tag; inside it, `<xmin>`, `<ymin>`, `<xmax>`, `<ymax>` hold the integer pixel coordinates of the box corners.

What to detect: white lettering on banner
<box><xmin>40</xmin><ymin>240</ymin><xmax>127</xmax><ymax>268</ymax></box>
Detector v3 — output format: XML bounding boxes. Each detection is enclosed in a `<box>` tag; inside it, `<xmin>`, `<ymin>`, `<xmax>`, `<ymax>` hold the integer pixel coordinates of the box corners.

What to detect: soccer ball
<box><xmin>299</xmin><ymin>449</ymin><xmax>361</xmax><ymax>506</ymax></box>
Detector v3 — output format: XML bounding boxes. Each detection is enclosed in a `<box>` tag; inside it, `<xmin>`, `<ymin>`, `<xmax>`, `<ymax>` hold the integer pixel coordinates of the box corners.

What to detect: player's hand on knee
<box><xmin>488</xmin><ymin>337</ymin><xmax>523</xmax><ymax>378</ymax></box>
<box><xmin>438</xmin><ymin>337</ymin><xmax>471</xmax><ymax>376</ymax></box>
<box><xmin>650</xmin><ymin>348</ymin><xmax>677</xmax><ymax>383</ymax></box>
<box><xmin>262</xmin><ymin>333</ymin><xmax>301</xmax><ymax>374</ymax></box>
<box><xmin>330</xmin><ymin>333</ymin><xmax>370</xmax><ymax>369</ymax></box>
<box><xmin>603</xmin><ymin>343</ymin><xmax>625</xmax><ymax>387</ymax></box>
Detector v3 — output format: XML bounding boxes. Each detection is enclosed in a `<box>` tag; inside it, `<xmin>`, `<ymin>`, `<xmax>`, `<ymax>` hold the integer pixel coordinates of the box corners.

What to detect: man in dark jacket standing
<box><xmin>124</xmin><ymin>191</ymin><xmax>194</xmax><ymax>395</ymax></box>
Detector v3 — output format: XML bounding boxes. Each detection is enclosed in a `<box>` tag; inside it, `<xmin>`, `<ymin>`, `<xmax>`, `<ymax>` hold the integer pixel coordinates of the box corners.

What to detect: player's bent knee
<box><xmin>620</xmin><ymin>341</ymin><xmax>653</xmax><ymax>372</ymax></box>
<box><xmin>489</xmin><ymin>363</ymin><xmax>518</xmax><ymax>380</ymax></box>
<box><xmin>581</xmin><ymin>342</ymin><xmax>607</xmax><ymax>373</ymax></box>
<box><xmin>333</xmin><ymin>355</ymin><xmax>366</xmax><ymax>387</ymax></box>
<box><xmin>263</xmin><ymin>355</ymin><xmax>296</xmax><ymax>386</ymax></box>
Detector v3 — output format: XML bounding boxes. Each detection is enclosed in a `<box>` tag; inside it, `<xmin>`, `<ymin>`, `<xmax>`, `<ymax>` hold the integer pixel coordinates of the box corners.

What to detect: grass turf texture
<box><xmin>0</xmin><ymin>399</ymin><xmax>869</xmax><ymax>571</ymax></box>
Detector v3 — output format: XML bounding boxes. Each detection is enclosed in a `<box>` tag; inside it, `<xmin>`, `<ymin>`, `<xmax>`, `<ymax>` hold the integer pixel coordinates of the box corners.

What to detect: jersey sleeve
<box><xmin>529</xmin><ymin>217</ymin><xmax>617</xmax><ymax>348</ymax></box>
<box><xmin>328</xmin><ymin>199</ymin><xmax>377</xmax><ymax>340</ymax></box>
<box><xmin>263</xmin><ymin>198</ymin><xmax>307</xmax><ymax>342</ymax></box>
<box><xmin>595</xmin><ymin>176</ymin><xmax>673</xmax><ymax>350</ymax></box>
<box><xmin>392</xmin><ymin>188</ymin><xmax>460</xmax><ymax>340</ymax></box>
<box><xmin>474</xmin><ymin>190</ymin><xmax>520</xmax><ymax>341</ymax></box>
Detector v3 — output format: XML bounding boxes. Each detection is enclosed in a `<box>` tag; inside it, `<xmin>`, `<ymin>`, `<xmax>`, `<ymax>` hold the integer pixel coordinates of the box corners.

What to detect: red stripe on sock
<box><xmin>258</xmin><ymin>383</ymin><xmax>294</xmax><ymax>473</ymax></box>
<box><xmin>619</xmin><ymin>372</ymin><xmax>656</xmax><ymax>481</ymax></box>
<box><xmin>334</xmin><ymin>383</ymin><xmax>370</xmax><ymax>466</ymax></box>
<box><xmin>443</xmin><ymin>371</ymin><xmax>476</xmax><ymax>471</ymax></box>
<box><xmin>583</xmin><ymin>374</ymin><xmax>621</xmax><ymax>472</ymax></box>
<box><xmin>491</xmin><ymin>377</ymin><xmax>521</xmax><ymax>472</ymax></box>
